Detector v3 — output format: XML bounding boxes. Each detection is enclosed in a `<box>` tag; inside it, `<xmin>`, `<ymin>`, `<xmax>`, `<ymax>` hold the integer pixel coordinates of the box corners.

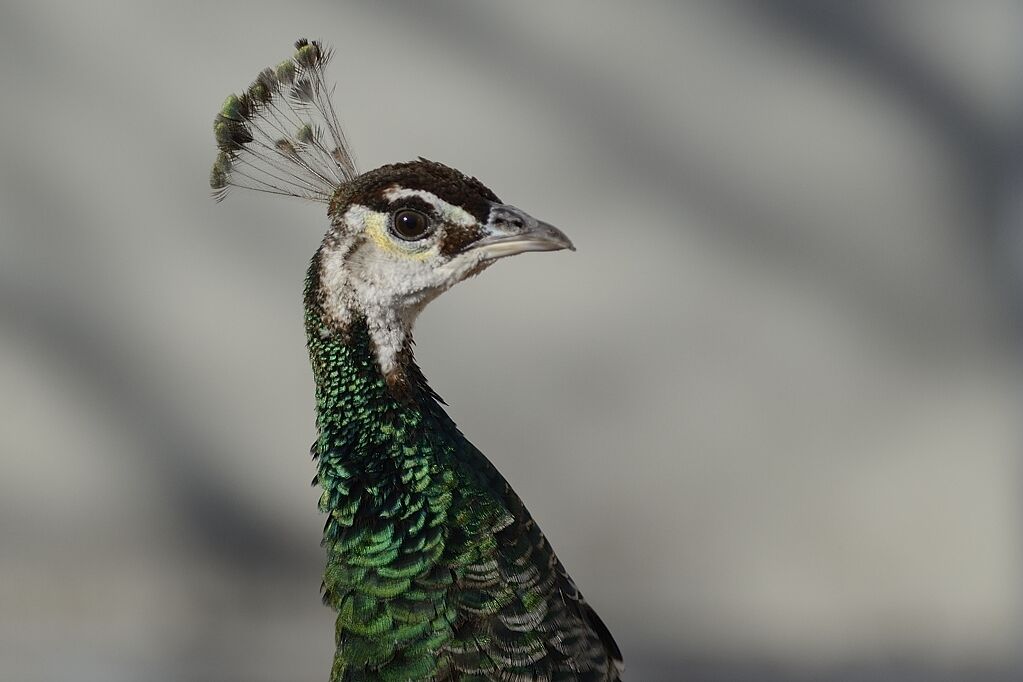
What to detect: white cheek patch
<box><xmin>323</xmin><ymin>202</ymin><xmax>456</xmax><ymax>376</ymax></box>
<box><xmin>382</xmin><ymin>187</ymin><xmax>478</xmax><ymax>227</ymax></box>
<box><xmin>324</xmin><ymin>197</ymin><xmax>497</xmax><ymax>376</ymax></box>
<box><xmin>319</xmin><ymin>233</ymin><xmax>357</xmax><ymax>330</ymax></box>
<box><xmin>320</xmin><ymin>240</ymin><xmax>408</xmax><ymax>375</ymax></box>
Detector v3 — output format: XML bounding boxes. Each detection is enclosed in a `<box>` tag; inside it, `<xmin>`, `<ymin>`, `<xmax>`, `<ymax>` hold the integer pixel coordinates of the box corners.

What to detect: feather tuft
<box><xmin>209</xmin><ymin>38</ymin><xmax>358</xmax><ymax>203</ymax></box>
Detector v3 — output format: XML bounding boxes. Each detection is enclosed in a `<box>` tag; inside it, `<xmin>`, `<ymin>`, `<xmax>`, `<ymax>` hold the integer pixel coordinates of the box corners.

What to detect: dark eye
<box><xmin>391</xmin><ymin>209</ymin><xmax>431</xmax><ymax>241</ymax></box>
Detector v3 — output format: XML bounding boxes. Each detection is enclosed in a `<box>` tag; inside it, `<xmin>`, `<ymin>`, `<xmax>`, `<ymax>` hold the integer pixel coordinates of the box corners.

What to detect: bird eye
<box><xmin>391</xmin><ymin>209</ymin><xmax>431</xmax><ymax>241</ymax></box>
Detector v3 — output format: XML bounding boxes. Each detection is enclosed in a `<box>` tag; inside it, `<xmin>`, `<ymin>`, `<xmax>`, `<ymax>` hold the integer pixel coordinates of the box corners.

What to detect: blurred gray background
<box><xmin>2</xmin><ymin>1</ymin><xmax>1022</xmax><ymax>680</ymax></box>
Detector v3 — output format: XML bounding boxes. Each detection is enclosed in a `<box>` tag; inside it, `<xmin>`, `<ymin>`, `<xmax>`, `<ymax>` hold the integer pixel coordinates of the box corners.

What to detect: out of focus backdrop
<box><xmin>2</xmin><ymin>2</ymin><xmax>1022</xmax><ymax>680</ymax></box>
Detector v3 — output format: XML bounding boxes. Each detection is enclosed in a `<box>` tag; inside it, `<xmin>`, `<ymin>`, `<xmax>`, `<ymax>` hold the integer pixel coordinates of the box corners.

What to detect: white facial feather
<box><xmin>318</xmin><ymin>198</ymin><xmax>492</xmax><ymax>376</ymax></box>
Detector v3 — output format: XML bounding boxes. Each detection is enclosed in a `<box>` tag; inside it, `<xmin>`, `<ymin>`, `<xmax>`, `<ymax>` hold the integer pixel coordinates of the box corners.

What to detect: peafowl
<box><xmin>211</xmin><ymin>39</ymin><xmax>623</xmax><ymax>682</ymax></box>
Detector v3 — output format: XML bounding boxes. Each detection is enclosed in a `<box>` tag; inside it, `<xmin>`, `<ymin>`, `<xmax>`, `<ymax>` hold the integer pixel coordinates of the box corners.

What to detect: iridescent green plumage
<box><xmin>215</xmin><ymin>38</ymin><xmax>622</xmax><ymax>681</ymax></box>
<box><xmin>305</xmin><ymin>254</ymin><xmax>621</xmax><ymax>680</ymax></box>
<box><xmin>304</xmin><ymin>263</ymin><xmax>621</xmax><ymax>678</ymax></box>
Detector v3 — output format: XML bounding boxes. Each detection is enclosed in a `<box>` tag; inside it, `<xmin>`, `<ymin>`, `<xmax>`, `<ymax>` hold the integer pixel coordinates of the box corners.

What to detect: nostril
<box><xmin>493</xmin><ymin>212</ymin><xmax>524</xmax><ymax>229</ymax></box>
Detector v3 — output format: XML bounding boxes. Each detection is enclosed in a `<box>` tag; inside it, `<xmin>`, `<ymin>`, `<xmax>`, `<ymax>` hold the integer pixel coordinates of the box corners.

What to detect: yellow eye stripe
<box><xmin>364</xmin><ymin>212</ymin><xmax>435</xmax><ymax>261</ymax></box>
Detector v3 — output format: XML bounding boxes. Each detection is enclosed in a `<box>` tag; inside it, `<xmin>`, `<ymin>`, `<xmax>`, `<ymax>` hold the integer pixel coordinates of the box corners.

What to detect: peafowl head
<box><xmin>212</xmin><ymin>40</ymin><xmax>572</xmax><ymax>378</ymax></box>
<box><xmin>317</xmin><ymin>160</ymin><xmax>572</xmax><ymax>371</ymax></box>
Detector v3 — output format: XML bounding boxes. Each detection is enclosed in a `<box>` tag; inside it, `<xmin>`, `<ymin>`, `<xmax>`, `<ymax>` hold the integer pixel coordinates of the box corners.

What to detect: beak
<box><xmin>467</xmin><ymin>204</ymin><xmax>575</xmax><ymax>260</ymax></box>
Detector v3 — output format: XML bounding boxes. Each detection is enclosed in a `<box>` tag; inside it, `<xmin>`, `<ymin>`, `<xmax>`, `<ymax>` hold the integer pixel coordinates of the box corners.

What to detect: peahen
<box><xmin>211</xmin><ymin>39</ymin><xmax>623</xmax><ymax>681</ymax></box>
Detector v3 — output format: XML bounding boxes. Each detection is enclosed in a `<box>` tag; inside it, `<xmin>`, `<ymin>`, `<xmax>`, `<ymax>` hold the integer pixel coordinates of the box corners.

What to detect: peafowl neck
<box><xmin>304</xmin><ymin>266</ymin><xmax>460</xmax><ymax>489</ymax></box>
<box><xmin>304</xmin><ymin>259</ymin><xmax>469</xmax><ymax>678</ymax></box>
<box><xmin>303</xmin><ymin>263</ymin><xmax>460</xmax><ymax>468</ymax></box>
<box><xmin>303</xmin><ymin>255</ymin><xmax>464</xmax><ymax>612</ymax></box>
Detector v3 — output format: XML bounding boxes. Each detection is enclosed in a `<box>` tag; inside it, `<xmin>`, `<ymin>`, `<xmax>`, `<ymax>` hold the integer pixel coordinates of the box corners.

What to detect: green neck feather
<box><xmin>300</xmin><ymin>260</ymin><xmax>619</xmax><ymax>680</ymax></box>
<box><xmin>303</xmin><ymin>262</ymin><xmax>466</xmax><ymax>679</ymax></box>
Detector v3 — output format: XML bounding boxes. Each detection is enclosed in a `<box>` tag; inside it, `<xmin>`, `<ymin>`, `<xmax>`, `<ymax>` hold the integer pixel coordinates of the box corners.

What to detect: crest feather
<box><xmin>210</xmin><ymin>39</ymin><xmax>358</xmax><ymax>203</ymax></box>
